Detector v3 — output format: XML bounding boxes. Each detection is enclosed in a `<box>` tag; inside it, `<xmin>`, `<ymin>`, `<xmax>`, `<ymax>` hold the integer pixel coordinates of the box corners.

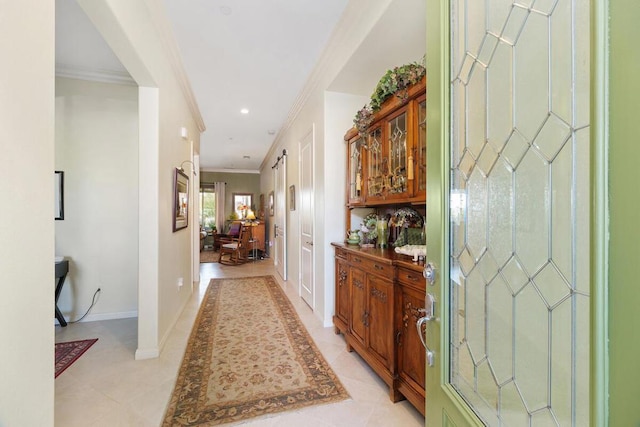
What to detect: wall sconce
<box><xmin>179</xmin><ymin>160</ymin><xmax>197</xmax><ymax>176</ymax></box>
<box><xmin>180</xmin><ymin>127</ymin><xmax>188</xmax><ymax>140</ymax></box>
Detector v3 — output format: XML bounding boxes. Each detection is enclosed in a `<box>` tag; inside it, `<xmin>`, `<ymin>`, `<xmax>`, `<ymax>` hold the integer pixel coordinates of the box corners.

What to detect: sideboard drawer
<box><xmin>396</xmin><ymin>267</ymin><xmax>425</xmax><ymax>291</ymax></box>
<box><xmin>349</xmin><ymin>254</ymin><xmax>393</xmax><ymax>278</ymax></box>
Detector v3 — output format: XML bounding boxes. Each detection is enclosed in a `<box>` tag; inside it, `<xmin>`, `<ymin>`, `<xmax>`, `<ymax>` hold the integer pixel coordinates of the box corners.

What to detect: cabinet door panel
<box><xmin>349</xmin><ymin>267</ymin><xmax>367</xmax><ymax>345</ymax></box>
<box><xmin>398</xmin><ymin>285</ymin><xmax>426</xmax><ymax>390</ymax></box>
<box><xmin>368</xmin><ymin>275</ymin><xmax>393</xmax><ymax>367</ymax></box>
<box><xmin>335</xmin><ymin>258</ymin><xmax>350</xmax><ymax>324</ymax></box>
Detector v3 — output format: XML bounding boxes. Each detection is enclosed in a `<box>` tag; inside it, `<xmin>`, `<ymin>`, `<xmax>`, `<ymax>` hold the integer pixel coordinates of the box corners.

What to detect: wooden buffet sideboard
<box><xmin>334</xmin><ymin>76</ymin><xmax>427</xmax><ymax>415</ymax></box>
<box><xmin>333</xmin><ymin>243</ymin><xmax>426</xmax><ymax>415</ymax></box>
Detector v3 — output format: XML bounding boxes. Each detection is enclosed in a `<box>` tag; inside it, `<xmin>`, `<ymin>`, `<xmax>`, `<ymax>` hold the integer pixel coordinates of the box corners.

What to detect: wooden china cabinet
<box><xmin>334</xmin><ymin>76</ymin><xmax>427</xmax><ymax>416</ymax></box>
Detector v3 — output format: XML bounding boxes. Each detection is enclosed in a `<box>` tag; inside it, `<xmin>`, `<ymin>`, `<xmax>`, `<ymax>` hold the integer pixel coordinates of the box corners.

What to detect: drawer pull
<box><xmin>407</xmin><ymin>274</ymin><xmax>417</xmax><ymax>281</ymax></box>
<box><xmin>374</xmin><ymin>264</ymin><xmax>383</xmax><ymax>270</ymax></box>
<box><xmin>353</xmin><ymin>257</ymin><xmax>362</xmax><ymax>263</ymax></box>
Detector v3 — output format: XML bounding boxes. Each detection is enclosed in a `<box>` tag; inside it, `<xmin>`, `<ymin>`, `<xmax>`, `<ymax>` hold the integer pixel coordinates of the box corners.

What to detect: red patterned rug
<box><xmin>55</xmin><ymin>338</ymin><xmax>98</xmax><ymax>378</ymax></box>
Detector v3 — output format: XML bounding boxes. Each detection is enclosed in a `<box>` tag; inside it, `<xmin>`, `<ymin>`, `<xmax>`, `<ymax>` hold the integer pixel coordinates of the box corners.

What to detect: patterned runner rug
<box><xmin>162</xmin><ymin>275</ymin><xmax>349</xmax><ymax>426</ymax></box>
<box><xmin>55</xmin><ymin>338</ymin><xmax>98</xmax><ymax>378</ymax></box>
<box><xmin>199</xmin><ymin>250</ymin><xmax>218</xmax><ymax>263</ymax></box>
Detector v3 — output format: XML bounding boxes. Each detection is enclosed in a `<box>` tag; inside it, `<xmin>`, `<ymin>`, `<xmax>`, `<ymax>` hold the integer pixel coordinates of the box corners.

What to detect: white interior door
<box><xmin>299</xmin><ymin>129</ymin><xmax>314</xmax><ymax>308</ymax></box>
<box><xmin>274</xmin><ymin>152</ymin><xmax>287</xmax><ymax>281</ymax></box>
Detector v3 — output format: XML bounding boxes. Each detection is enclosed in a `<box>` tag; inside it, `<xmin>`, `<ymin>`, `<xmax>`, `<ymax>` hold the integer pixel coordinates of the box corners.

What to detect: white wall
<box><xmin>55</xmin><ymin>77</ymin><xmax>139</xmax><ymax>322</ymax></box>
<box><xmin>260</xmin><ymin>0</ymin><xmax>395</xmax><ymax>325</ymax></box>
<box><xmin>0</xmin><ymin>1</ymin><xmax>55</xmax><ymax>425</ymax></box>
<box><xmin>77</xmin><ymin>0</ymin><xmax>203</xmax><ymax>358</ymax></box>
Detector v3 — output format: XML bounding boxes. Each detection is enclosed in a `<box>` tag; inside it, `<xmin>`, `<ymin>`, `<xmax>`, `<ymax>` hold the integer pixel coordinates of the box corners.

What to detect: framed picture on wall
<box><xmin>268</xmin><ymin>191</ymin><xmax>274</xmax><ymax>216</ymax></box>
<box><xmin>173</xmin><ymin>168</ymin><xmax>189</xmax><ymax>231</ymax></box>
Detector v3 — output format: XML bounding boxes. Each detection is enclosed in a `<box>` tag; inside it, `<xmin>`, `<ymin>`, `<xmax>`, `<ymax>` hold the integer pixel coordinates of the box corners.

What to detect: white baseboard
<box><xmin>135</xmin><ymin>347</ymin><xmax>160</xmax><ymax>360</ymax></box>
<box><xmin>55</xmin><ymin>310</ymin><xmax>138</xmax><ymax>325</ymax></box>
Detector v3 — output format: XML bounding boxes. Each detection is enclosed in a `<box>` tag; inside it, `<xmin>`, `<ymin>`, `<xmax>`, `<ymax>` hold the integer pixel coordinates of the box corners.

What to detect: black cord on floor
<box><xmin>69</xmin><ymin>288</ymin><xmax>101</xmax><ymax>324</ymax></box>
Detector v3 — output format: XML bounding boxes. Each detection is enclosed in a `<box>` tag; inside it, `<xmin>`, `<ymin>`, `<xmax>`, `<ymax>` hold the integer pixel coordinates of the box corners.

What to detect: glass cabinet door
<box><xmin>386</xmin><ymin>109</ymin><xmax>409</xmax><ymax>199</ymax></box>
<box><xmin>347</xmin><ymin>136</ymin><xmax>364</xmax><ymax>205</ymax></box>
<box><xmin>366</xmin><ymin>127</ymin><xmax>384</xmax><ymax>199</ymax></box>
<box><xmin>415</xmin><ymin>96</ymin><xmax>427</xmax><ymax>199</ymax></box>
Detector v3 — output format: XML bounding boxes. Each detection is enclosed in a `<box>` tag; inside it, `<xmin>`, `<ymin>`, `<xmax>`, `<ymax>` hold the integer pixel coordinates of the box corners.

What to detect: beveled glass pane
<box><xmin>531</xmin><ymin>408</ymin><xmax>559</xmax><ymax>426</ymax></box>
<box><xmin>475</xmin><ymin>360</ymin><xmax>499</xmax><ymax>425</ymax></box>
<box><xmin>452</xmin><ymin>81</ymin><xmax>467</xmax><ymax>166</ymax></box>
<box><xmin>514</xmin><ymin>284</ymin><xmax>548</xmax><ymax>410</ymax></box>
<box><xmin>486</xmin><ymin>275</ymin><xmax>514</xmax><ymax>384</ymax></box>
<box><xmin>465</xmin><ymin>269</ymin><xmax>486</xmax><ymax>362</ymax></box>
<box><xmin>477</xmin><ymin>33</ymin><xmax>499</xmax><ymax>67</ymax></box>
<box><xmin>515</xmin><ymin>149</ymin><xmax>550</xmax><ymax>275</ymax></box>
<box><xmin>514</xmin><ymin>12</ymin><xmax>549</xmax><ymax>141</ymax></box>
<box><xmin>488</xmin><ymin>0</ymin><xmax>514</xmax><ymax>35</ymax></box>
<box><xmin>467</xmin><ymin>65</ymin><xmax>487</xmax><ymax>159</ymax></box>
<box><xmin>487</xmin><ymin>41</ymin><xmax>513</xmax><ymax>151</ymax></box>
<box><xmin>551</xmin><ymin>299</ymin><xmax>572</xmax><ymax>426</ymax></box>
<box><xmin>533</xmin><ymin>113</ymin><xmax>571</xmax><ymax>162</ymax></box>
<box><xmin>478</xmin><ymin>251</ymin><xmax>499</xmax><ymax>284</ymax></box>
<box><xmin>477</xmin><ymin>142</ymin><xmax>499</xmax><ymax>177</ymax></box>
<box><xmin>575</xmin><ymin>295</ymin><xmax>590</xmax><ymax>427</ymax></box>
<box><xmin>502</xmin><ymin>129</ymin><xmax>529</xmax><ymax>170</ymax></box>
<box><xmin>502</xmin><ymin>5</ymin><xmax>529</xmax><ymax>45</ymax></box>
<box><xmin>550</xmin><ymin>0</ymin><xmax>572</xmax><ymax>123</ymax></box>
<box><xmin>467</xmin><ymin>168</ymin><xmax>487</xmax><ymax>258</ymax></box>
<box><xmin>467</xmin><ymin>0</ymin><xmax>487</xmax><ymax>56</ymax></box>
<box><xmin>533</xmin><ymin>263</ymin><xmax>571</xmax><ymax>308</ymax></box>
<box><xmin>551</xmin><ymin>139</ymin><xmax>573</xmax><ymax>281</ymax></box>
<box><xmin>534</xmin><ymin>0</ymin><xmax>559</xmax><ymax>16</ymax></box>
<box><xmin>487</xmin><ymin>160</ymin><xmax>514</xmax><ymax>266</ymax></box>
<box><xmin>499</xmin><ymin>381</ymin><xmax>530</xmax><ymax>426</ymax></box>
<box><xmin>501</xmin><ymin>256</ymin><xmax>529</xmax><ymax>294</ymax></box>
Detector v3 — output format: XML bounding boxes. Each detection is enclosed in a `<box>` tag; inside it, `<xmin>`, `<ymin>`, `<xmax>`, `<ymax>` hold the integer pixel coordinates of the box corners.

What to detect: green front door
<box><xmin>425</xmin><ymin>1</ymin><xmax>594</xmax><ymax>425</ymax></box>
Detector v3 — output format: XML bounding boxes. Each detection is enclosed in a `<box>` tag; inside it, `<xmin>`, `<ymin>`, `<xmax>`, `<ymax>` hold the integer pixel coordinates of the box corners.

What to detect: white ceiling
<box><xmin>55</xmin><ymin>0</ymin><xmax>426</xmax><ymax>173</ymax></box>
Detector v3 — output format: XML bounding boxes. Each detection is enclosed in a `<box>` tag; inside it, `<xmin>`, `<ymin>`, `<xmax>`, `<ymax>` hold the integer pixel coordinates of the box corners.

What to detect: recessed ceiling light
<box><xmin>240</xmin><ymin>108</ymin><xmax>249</xmax><ymax>114</ymax></box>
<box><xmin>267</xmin><ymin>130</ymin><xmax>276</xmax><ymax>135</ymax></box>
<box><xmin>220</xmin><ymin>6</ymin><xmax>232</xmax><ymax>15</ymax></box>
<box><xmin>243</xmin><ymin>155</ymin><xmax>251</xmax><ymax>159</ymax></box>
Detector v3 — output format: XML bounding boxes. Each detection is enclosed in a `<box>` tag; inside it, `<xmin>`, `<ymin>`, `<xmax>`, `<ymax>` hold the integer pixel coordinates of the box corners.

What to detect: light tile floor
<box><xmin>55</xmin><ymin>258</ymin><xmax>424</xmax><ymax>426</ymax></box>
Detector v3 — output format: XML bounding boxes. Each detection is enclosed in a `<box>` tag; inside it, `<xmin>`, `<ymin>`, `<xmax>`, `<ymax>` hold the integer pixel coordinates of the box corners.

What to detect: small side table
<box><xmin>55</xmin><ymin>260</ymin><xmax>69</xmax><ymax>327</ymax></box>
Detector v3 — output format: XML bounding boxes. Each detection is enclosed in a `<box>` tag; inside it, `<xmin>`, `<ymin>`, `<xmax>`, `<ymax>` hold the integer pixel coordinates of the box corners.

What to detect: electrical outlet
<box><xmin>177</xmin><ymin>277</ymin><xmax>184</xmax><ymax>288</ymax></box>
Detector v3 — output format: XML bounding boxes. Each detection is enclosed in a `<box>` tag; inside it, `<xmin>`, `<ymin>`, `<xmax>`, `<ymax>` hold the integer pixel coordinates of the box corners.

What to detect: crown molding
<box><xmin>55</xmin><ymin>63</ymin><xmax>136</xmax><ymax>85</ymax></box>
<box><xmin>143</xmin><ymin>0</ymin><xmax>206</xmax><ymax>133</ymax></box>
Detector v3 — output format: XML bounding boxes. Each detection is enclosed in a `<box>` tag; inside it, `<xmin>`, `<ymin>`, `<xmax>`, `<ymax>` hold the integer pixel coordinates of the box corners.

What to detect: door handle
<box><xmin>416</xmin><ymin>293</ymin><xmax>436</xmax><ymax>366</ymax></box>
<box><xmin>416</xmin><ymin>314</ymin><xmax>435</xmax><ymax>367</ymax></box>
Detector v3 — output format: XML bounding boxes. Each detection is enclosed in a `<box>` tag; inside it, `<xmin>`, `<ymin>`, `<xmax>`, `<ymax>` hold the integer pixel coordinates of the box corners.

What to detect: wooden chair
<box><xmin>214</xmin><ymin>221</ymin><xmax>242</xmax><ymax>250</ymax></box>
<box><xmin>218</xmin><ymin>225</ymin><xmax>252</xmax><ymax>265</ymax></box>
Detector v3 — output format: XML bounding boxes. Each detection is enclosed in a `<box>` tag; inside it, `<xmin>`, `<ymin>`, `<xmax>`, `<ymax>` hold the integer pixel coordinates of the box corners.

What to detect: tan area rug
<box><xmin>162</xmin><ymin>275</ymin><xmax>349</xmax><ymax>426</ymax></box>
<box><xmin>199</xmin><ymin>250</ymin><xmax>218</xmax><ymax>263</ymax></box>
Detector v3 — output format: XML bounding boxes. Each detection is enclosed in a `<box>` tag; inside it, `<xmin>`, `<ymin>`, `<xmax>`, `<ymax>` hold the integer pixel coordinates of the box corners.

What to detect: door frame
<box><xmin>299</xmin><ymin>127</ymin><xmax>315</xmax><ymax>308</ymax></box>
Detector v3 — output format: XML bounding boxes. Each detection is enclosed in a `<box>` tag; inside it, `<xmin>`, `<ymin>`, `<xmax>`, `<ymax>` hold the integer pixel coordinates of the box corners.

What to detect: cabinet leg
<box><xmin>389</xmin><ymin>386</ymin><xmax>405</xmax><ymax>403</ymax></box>
<box><xmin>346</xmin><ymin>342</ymin><xmax>353</xmax><ymax>353</ymax></box>
<box><xmin>334</xmin><ymin>326</ymin><xmax>341</xmax><ymax>335</ymax></box>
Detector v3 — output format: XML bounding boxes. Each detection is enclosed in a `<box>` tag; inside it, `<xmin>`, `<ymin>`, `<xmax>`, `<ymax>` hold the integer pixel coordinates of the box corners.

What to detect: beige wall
<box><xmin>200</xmin><ymin>171</ymin><xmax>261</xmax><ymax>229</ymax></box>
<box><xmin>0</xmin><ymin>1</ymin><xmax>55</xmax><ymax>425</ymax></box>
<box><xmin>76</xmin><ymin>0</ymin><xmax>203</xmax><ymax>358</ymax></box>
<box><xmin>55</xmin><ymin>77</ymin><xmax>139</xmax><ymax>322</ymax></box>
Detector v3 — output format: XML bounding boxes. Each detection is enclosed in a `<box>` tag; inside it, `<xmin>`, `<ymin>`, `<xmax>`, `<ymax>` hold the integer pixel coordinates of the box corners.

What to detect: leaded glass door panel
<box><xmin>425</xmin><ymin>0</ymin><xmax>591</xmax><ymax>426</ymax></box>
